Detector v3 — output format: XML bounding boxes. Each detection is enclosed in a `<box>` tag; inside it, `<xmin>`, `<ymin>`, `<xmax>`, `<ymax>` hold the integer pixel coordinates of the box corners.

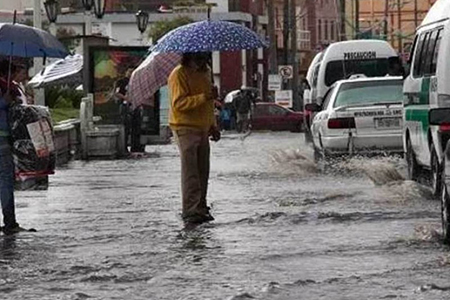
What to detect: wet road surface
<box><xmin>1</xmin><ymin>132</ymin><xmax>450</xmax><ymax>300</ymax></box>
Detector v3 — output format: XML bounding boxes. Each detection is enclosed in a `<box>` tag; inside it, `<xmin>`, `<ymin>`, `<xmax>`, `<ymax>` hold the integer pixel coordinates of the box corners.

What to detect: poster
<box><xmin>90</xmin><ymin>46</ymin><xmax>147</xmax><ymax>123</ymax></box>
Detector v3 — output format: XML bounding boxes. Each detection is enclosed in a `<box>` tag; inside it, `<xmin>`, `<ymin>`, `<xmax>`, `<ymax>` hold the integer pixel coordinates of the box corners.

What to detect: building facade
<box><xmin>346</xmin><ymin>0</ymin><xmax>436</xmax><ymax>59</ymax></box>
<box><xmin>272</xmin><ymin>0</ymin><xmax>340</xmax><ymax>74</ymax></box>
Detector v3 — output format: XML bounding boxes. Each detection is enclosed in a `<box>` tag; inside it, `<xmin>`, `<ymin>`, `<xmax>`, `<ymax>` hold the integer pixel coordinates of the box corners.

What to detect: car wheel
<box><xmin>313</xmin><ymin>146</ymin><xmax>322</xmax><ymax>163</ymax></box>
<box><xmin>406</xmin><ymin>137</ymin><xmax>419</xmax><ymax>181</ymax></box>
<box><xmin>430</xmin><ymin>144</ymin><xmax>443</xmax><ymax>198</ymax></box>
<box><xmin>442</xmin><ymin>184</ymin><xmax>450</xmax><ymax>244</ymax></box>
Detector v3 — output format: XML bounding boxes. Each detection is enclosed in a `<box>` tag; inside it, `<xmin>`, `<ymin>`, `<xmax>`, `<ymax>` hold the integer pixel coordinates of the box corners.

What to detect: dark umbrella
<box><xmin>0</xmin><ymin>22</ymin><xmax>69</xmax><ymax>91</ymax></box>
<box><xmin>0</xmin><ymin>23</ymin><xmax>68</xmax><ymax>58</ymax></box>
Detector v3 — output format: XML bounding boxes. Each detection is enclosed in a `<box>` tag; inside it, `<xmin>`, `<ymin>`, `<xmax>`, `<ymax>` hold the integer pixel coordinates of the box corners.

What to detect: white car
<box><xmin>306</xmin><ymin>76</ymin><xmax>404</xmax><ymax>160</ymax></box>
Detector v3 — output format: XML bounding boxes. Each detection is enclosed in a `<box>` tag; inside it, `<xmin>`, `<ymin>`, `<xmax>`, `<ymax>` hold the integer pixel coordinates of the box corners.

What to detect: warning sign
<box><xmin>278</xmin><ymin>65</ymin><xmax>293</xmax><ymax>79</ymax></box>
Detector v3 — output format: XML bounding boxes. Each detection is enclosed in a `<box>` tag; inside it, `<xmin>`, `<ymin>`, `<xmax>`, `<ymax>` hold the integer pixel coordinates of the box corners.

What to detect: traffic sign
<box><xmin>278</xmin><ymin>65</ymin><xmax>293</xmax><ymax>79</ymax></box>
<box><xmin>268</xmin><ymin>74</ymin><xmax>282</xmax><ymax>91</ymax></box>
<box><xmin>275</xmin><ymin>90</ymin><xmax>293</xmax><ymax>108</ymax></box>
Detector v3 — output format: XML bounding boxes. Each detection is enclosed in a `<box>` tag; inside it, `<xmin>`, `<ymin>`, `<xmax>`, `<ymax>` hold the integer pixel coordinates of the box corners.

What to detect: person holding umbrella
<box><xmin>0</xmin><ymin>21</ymin><xmax>68</xmax><ymax>234</ymax></box>
<box><xmin>144</xmin><ymin>18</ymin><xmax>267</xmax><ymax>223</ymax></box>
<box><xmin>0</xmin><ymin>62</ymin><xmax>29</xmax><ymax>234</ymax></box>
<box><xmin>168</xmin><ymin>52</ymin><xmax>220</xmax><ymax>224</ymax></box>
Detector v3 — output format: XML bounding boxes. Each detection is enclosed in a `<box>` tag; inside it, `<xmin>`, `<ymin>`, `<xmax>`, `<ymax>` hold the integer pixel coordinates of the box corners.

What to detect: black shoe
<box><xmin>183</xmin><ymin>213</ymin><xmax>214</xmax><ymax>224</ymax></box>
<box><xmin>2</xmin><ymin>224</ymin><xmax>36</xmax><ymax>235</ymax></box>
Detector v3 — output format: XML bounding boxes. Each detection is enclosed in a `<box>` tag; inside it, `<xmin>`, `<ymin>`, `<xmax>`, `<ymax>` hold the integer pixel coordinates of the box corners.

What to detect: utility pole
<box><xmin>33</xmin><ymin>0</ymin><xmax>45</xmax><ymax>106</ymax></box>
<box><xmin>283</xmin><ymin>0</ymin><xmax>290</xmax><ymax>65</ymax></box>
<box><xmin>339</xmin><ymin>0</ymin><xmax>346</xmax><ymax>41</ymax></box>
<box><xmin>267</xmin><ymin>0</ymin><xmax>278</xmax><ymax>74</ymax></box>
<box><xmin>354</xmin><ymin>0</ymin><xmax>359</xmax><ymax>39</ymax></box>
<box><xmin>397</xmin><ymin>0</ymin><xmax>402</xmax><ymax>54</ymax></box>
<box><xmin>290</xmin><ymin>0</ymin><xmax>299</xmax><ymax>111</ymax></box>
<box><xmin>414</xmin><ymin>0</ymin><xmax>418</xmax><ymax>28</ymax></box>
<box><xmin>384</xmin><ymin>0</ymin><xmax>389</xmax><ymax>40</ymax></box>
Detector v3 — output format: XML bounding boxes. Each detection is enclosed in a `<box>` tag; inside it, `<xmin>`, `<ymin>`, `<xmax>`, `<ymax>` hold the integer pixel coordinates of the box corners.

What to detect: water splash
<box><xmin>269</xmin><ymin>149</ymin><xmax>319</xmax><ymax>175</ymax></box>
<box><xmin>344</xmin><ymin>157</ymin><xmax>404</xmax><ymax>185</ymax></box>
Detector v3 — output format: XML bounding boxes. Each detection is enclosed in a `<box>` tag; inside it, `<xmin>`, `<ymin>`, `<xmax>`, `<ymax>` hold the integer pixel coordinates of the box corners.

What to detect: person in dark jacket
<box><xmin>0</xmin><ymin>62</ymin><xmax>28</xmax><ymax>235</ymax></box>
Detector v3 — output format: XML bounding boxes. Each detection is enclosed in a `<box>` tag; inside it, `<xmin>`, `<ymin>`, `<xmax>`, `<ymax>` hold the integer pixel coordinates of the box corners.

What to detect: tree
<box><xmin>149</xmin><ymin>17</ymin><xmax>193</xmax><ymax>43</ymax></box>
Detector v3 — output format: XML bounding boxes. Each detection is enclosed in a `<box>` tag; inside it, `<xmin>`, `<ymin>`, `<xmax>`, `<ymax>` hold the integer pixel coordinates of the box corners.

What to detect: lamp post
<box><xmin>93</xmin><ymin>0</ymin><xmax>106</xmax><ymax>19</ymax></box>
<box><xmin>135</xmin><ymin>10</ymin><xmax>149</xmax><ymax>44</ymax></box>
<box><xmin>33</xmin><ymin>0</ymin><xmax>45</xmax><ymax>105</ymax></box>
<box><xmin>44</xmin><ymin>0</ymin><xmax>58</xmax><ymax>36</ymax></box>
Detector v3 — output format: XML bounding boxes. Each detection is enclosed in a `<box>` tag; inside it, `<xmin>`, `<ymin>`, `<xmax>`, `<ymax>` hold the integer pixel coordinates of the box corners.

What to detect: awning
<box><xmin>28</xmin><ymin>54</ymin><xmax>83</xmax><ymax>89</ymax></box>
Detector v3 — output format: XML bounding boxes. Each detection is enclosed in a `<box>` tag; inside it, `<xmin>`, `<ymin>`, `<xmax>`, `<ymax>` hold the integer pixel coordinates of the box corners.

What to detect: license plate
<box><xmin>374</xmin><ymin>117</ymin><xmax>401</xmax><ymax>129</ymax></box>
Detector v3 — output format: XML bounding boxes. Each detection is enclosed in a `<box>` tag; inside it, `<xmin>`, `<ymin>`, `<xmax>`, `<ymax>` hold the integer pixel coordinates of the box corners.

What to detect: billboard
<box><xmin>89</xmin><ymin>46</ymin><xmax>148</xmax><ymax>124</ymax></box>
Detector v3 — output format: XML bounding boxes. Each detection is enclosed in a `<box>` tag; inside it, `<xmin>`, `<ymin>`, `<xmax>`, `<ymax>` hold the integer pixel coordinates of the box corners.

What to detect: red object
<box><xmin>439</xmin><ymin>123</ymin><xmax>450</xmax><ymax>132</ymax></box>
<box><xmin>328</xmin><ymin>117</ymin><xmax>356</xmax><ymax>129</ymax></box>
<box><xmin>252</xmin><ymin>102</ymin><xmax>303</xmax><ymax>132</ymax></box>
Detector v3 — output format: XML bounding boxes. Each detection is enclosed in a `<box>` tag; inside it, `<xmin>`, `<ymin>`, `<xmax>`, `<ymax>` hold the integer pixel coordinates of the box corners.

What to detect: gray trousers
<box><xmin>173</xmin><ymin>129</ymin><xmax>210</xmax><ymax>217</ymax></box>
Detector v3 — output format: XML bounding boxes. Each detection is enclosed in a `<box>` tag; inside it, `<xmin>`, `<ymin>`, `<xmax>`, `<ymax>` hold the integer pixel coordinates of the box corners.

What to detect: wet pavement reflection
<box><xmin>1</xmin><ymin>132</ymin><xmax>450</xmax><ymax>299</ymax></box>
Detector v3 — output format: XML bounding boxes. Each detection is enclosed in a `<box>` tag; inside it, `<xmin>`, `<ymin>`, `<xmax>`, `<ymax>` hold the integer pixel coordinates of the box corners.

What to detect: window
<box><xmin>431</xmin><ymin>29</ymin><xmax>442</xmax><ymax>75</ymax></box>
<box><xmin>423</xmin><ymin>30</ymin><xmax>438</xmax><ymax>76</ymax></box>
<box><xmin>318</xmin><ymin>19</ymin><xmax>322</xmax><ymax>41</ymax></box>
<box><xmin>334</xmin><ymin>80</ymin><xmax>403</xmax><ymax>108</ymax></box>
<box><xmin>312</xmin><ymin>64</ymin><xmax>320</xmax><ymax>88</ymax></box>
<box><xmin>269</xmin><ymin>105</ymin><xmax>287</xmax><ymax>116</ymax></box>
<box><xmin>254</xmin><ymin>105</ymin><xmax>270</xmax><ymax>116</ymax></box>
<box><xmin>321</xmin><ymin>87</ymin><xmax>334</xmax><ymax>109</ymax></box>
<box><xmin>413</xmin><ymin>32</ymin><xmax>428</xmax><ymax>77</ymax></box>
<box><xmin>324</xmin><ymin>59</ymin><xmax>390</xmax><ymax>87</ymax></box>
<box><xmin>330</xmin><ymin>21</ymin><xmax>335</xmax><ymax>41</ymax></box>
<box><xmin>324</xmin><ymin>20</ymin><xmax>328</xmax><ymax>40</ymax></box>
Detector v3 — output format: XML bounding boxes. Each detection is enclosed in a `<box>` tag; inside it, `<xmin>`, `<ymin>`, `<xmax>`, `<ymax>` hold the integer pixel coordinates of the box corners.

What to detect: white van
<box><xmin>403</xmin><ymin>0</ymin><xmax>450</xmax><ymax>242</ymax></box>
<box><xmin>303</xmin><ymin>52</ymin><xmax>322</xmax><ymax>142</ymax></box>
<box><xmin>303</xmin><ymin>40</ymin><xmax>402</xmax><ymax>142</ymax></box>
<box><xmin>403</xmin><ymin>0</ymin><xmax>450</xmax><ymax>195</ymax></box>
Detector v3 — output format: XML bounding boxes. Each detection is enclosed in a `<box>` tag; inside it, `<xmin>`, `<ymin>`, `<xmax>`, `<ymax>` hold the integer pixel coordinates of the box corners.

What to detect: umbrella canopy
<box><xmin>28</xmin><ymin>54</ymin><xmax>83</xmax><ymax>88</ymax></box>
<box><xmin>0</xmin><ymin>23</ymin><xmax>68</xmax><ymax>58</ymax></box>
<box><xmin>151</xmin><ymin>20</ymin><xmax>268</xmax><ymax>53</ymax></box>
<box><xmin>128</xmin><ymin>51</ymin><xmax>181</xmax><ymax>110</ymax></box>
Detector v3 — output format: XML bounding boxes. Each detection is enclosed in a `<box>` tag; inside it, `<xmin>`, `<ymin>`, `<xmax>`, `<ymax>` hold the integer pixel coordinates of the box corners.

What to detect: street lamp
<box><xmin>44</xmin><ymin>0</ymin><xmax>58</xmax><ymax>23</ymax></box>
<box><xmin>135</xmin><ymin>10</ymin><xmax>149</xmax><ymax>34</ymax></box>
<box><xmin>93</xmin><ymin>0</ymin><xmax>106</xmax><ymax>19</ymax></box>
<box><xmin>81</xmin><ymin>0</ymin><xmax>93</xmax><ymax>11</ymax></box>
<box><xmin>44</xmin><ymin>0</ymin><xmax>58</xmax><ymax>36</ymax></box>
<box><xmin>80</xmin><ymin>0</ymin><xmax>105</xmax><ymax>34</ymax></box>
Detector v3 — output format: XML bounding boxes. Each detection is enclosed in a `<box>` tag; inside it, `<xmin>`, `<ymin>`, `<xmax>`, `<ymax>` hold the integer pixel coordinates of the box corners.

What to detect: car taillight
<box><xmin>328</xmin><ymin>117</ymin><xmax>356</xmax><ymax>129</ymax></box>
<box><xmin>440</xmin><ymin>123</ymin><xmax>450</xmax><ymax>132</ymax></box>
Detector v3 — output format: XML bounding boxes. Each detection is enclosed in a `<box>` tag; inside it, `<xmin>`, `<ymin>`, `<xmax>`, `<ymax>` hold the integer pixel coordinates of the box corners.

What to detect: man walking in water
<box><xmin>168</xmin><ymin>52</ymin><xmax>220</xmax><ymax>224</ymax></box>
<box><xmin>233</xmin><ymin>88</ymin><xmax>255</xmax><ymax>133</ymax></box>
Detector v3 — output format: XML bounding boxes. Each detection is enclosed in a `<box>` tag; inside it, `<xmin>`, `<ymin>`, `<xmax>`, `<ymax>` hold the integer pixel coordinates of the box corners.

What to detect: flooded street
<box><xmin>2</xmin><ymin>132</ymin><xmax>450</xmax><ymax>300</ymax></box>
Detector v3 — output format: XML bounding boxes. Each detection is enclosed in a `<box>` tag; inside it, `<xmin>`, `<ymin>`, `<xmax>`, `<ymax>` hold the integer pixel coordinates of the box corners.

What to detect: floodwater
<box><xmin>1</xmin><ymin>132</ymin><xmax>450</xmax><ymax>300</ymax></box>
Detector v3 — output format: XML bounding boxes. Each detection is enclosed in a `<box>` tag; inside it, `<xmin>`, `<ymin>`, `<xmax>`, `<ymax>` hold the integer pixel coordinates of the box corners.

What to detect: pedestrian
<box><xmin>12</xmin><ymin>63</ymin><xmax>33</xmax><ymax>105</ymax></box>
<box><xmin>168</xmin><ymin>52</ymin><xmax>220</xmax><ymax>224</ymax></box>
<box><xmin>114</xmin><ymin>69</ymin><xmax>133</xmax><ymax>152</ymax></box>
<box><xmin>233</xmin><ymin>88</ymin><xmax>255</xmax><ymax>133</ymax></box>
<box><xmin>0</xmin><ymin>61</ymin><xmax>30</xmax><ymax>235</ymax></box>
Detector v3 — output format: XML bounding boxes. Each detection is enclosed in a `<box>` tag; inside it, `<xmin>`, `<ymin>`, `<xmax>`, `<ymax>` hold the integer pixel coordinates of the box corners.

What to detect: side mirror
<box><xmin>305</xmin><ymin>103</ymin><xmax>321</xmax><ymax>112</ymax></box>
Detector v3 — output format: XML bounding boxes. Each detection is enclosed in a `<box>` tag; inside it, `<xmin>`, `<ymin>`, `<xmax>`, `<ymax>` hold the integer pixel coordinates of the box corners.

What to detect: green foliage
<box><xmin>45</xmin><ymin>87</ymin><xmax>84</xmax><ymax>110</ymax></box>
<box><xmin>149</xmin><ymin>16</ymin><xmax>193</xmax><ymax>43</ymax></box>
<box><xmin>50</xmin><ymin>108</ymin><xmax>80</xmax><ymax>124</ymax></box>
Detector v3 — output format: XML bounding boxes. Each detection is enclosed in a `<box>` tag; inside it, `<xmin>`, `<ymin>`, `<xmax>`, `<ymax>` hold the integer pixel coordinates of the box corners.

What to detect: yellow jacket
<box><xmin>168</xmin><ymin>65</ymin><xmax>215</xmax><ymax>132</ymax></box>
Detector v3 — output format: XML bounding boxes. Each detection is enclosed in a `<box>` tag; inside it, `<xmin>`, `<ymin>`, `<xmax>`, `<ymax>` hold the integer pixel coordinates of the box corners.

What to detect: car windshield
<box><xmin>333</xmin><ymin>80</ymin><xmax>403</xmax><ymax>108</ymax></box>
